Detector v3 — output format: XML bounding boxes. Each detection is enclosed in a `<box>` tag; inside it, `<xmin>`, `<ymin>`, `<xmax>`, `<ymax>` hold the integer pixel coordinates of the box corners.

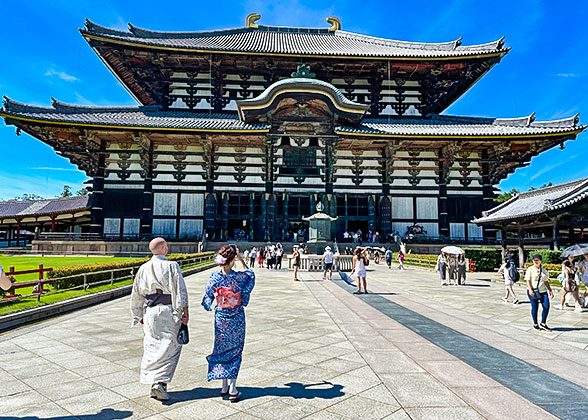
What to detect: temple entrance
<box><xmin>228</xmin><ymin>219</ymin><xmax>250</xmax><ymax>241</ymax></box>
<box><xmin>346</xmin><ymin>220</ymin><xmax>369</xmax><ymax>242</ymax></box>
<box><xmin>288</xmin><ymin>221</ymin><xmax>309</xmax><ymax>243</ymax></box>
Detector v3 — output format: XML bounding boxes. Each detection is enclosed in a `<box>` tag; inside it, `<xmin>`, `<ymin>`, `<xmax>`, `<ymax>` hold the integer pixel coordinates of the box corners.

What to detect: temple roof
<box><xmin>474</xmin><ymin>178</ymin><xmax>588</xmax><ymax>225</ymax></box>
<box><xmin>1</xmin><ymin>97</ymin><xmax>583</xmax><ymax>138</ymax></box>
<box><xmin>81</xmin><ymin>19</ymin><xmax>507</xmax><ymax>59</ymax></box>
<box><xmin>0</xmin><ymin>196</ymin><xmax>89</xmax><ymax>219</ymax></box>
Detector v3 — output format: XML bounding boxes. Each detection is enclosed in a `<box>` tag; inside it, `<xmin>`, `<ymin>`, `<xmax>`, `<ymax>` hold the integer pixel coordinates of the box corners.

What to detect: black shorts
<box><xmin>324</xmin><ymin>262</ymin><xmax>333</xmax><ymax>271</ymax></box>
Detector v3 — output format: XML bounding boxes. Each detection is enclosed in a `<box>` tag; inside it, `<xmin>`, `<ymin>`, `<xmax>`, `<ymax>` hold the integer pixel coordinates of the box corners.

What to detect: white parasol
<box><xmin>441</xmin><ymin>246</ymin><xmax>465</xmax><ymax>255</ymax></box>
<box><xmin>560</xmin><ymin>244</ymin><xmax>588</xmax><ymax>258</ymax></box>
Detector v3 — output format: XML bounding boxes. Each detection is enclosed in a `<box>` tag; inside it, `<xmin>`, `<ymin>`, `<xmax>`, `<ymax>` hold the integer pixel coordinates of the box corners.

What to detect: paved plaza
<box><xmin>1</xmin><ymin>263</ymin><xmax>587</xmax><ymax>420</ymax></box>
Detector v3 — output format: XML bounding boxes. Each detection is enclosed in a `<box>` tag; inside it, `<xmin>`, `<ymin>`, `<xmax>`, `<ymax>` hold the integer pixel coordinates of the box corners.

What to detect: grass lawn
<box><xmin>0</xmin><ymin>260</ymin><xmax>214</xmax><ymax>316</ymax></box>
<box><xmin>0</xmin><ymin>278</ymin><xmax>134</xmax><ymax>316</ymax></box>
<box><xmin>0</xmin><ymin>255</ymin><xmax>138</xmax><ymax>281</ymax></box>
<box><xmin>0</xmin><ymin>255</ymin><xmax>139</xmax><ymax>296</ymax></box>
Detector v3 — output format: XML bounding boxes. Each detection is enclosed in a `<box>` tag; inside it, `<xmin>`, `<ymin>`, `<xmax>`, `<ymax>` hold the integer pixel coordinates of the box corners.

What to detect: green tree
<box><xmin>528</xmin><ymin>182</ymin><xmax>553</xmax><ymax>191</ymax></box>
<box><xmin>76</xmin><ymin>187</ymin><xmax>89</xmax><ymax>196</ymax></box>
<box><xmin>11</xmin><ymin>193</ymin><xmax>44</xmax><ymax>201</ymax></box>
<box><xmin>494</xmin><ymin>189</ymin><xmax>519</xmax><ymax>203</ymax></box>
<box><xmin>59</xmin><ymin>185</ymin><xmax>72</xmax><ymax>197</ymax></box>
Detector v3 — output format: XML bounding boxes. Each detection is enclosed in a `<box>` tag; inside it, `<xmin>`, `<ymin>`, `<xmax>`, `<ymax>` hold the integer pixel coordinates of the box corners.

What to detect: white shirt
<box><xmin>324</xmin><ymin>251</ymin><xmax>334</xmax><ymax>263</ymax></box>
<box><xmin>499</xmin><ymin>263</ymin><xmax>512</xmax><ymax>281</ymax></box>
<box><xmin>579</xmin><ymin>260</ymin><xmax>588</xmax><ymax>284</ymax></box>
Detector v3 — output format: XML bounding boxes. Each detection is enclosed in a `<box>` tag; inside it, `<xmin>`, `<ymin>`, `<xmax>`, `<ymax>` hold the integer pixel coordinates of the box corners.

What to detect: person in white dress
<box><xmin>352</xmin><ymin>247</ymin><xmax>368</xmax><ymax>294</ymax></box>
<box><xmin>130</xmin><ymin>237</ymin><xmax>189</xmax><ymax>401</ymax></box>
<box><xmin>498</xmin><ymin>256</ymin><xmax>519</xmax><ymax>304</ymax></box>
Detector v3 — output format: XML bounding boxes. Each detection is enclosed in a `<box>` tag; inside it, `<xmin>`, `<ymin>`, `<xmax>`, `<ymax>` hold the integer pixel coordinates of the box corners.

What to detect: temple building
<box><xmin>1</xmin><ymin>15</ymin><xmax>584</xmax><ymax>243</ymax></box>
<box><xmin>474</xmin><ymin>177</ymin><xmax>588</xmax><ymax>266</ymax></box>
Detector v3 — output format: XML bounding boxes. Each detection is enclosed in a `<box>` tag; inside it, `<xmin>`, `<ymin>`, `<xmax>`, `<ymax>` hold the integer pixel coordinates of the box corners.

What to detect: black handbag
<box><xmin>177</xmin><ymin>323</ymin><xmax>189</xmax><ymax>345</ymax></box>
<box><xmin>531</xmin><ymin>269</ymin><xmax>542</xmax><ymax>301</ymax></box>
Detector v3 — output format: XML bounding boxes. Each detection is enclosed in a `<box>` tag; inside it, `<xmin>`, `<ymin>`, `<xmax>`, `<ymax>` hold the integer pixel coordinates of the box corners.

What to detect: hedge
<box><xmin>48</xmin><ymin>252</ymin><xmax>214</xmax><ymax>290</ymax></box>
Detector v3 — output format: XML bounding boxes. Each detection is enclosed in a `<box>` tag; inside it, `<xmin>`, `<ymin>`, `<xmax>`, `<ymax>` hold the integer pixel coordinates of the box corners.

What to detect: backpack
<box><xmin>508</xmin><ymin>261</ymin><xmax>520</xmax><ymax>283</ymax></box>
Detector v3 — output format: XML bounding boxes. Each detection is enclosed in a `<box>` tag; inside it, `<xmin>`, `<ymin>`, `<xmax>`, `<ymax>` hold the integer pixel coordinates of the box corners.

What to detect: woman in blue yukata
<box><xmin>202</xmin><ymin>244</ymin><xmax>255</xmax><ymax>402</ymax></box>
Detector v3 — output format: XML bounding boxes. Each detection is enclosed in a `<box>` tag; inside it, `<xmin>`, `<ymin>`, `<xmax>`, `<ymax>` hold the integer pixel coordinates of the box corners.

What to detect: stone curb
<box><xmin>0</xmin><ymin>262</ymin><xmax>216</xmax><ymax>332</ymax></box>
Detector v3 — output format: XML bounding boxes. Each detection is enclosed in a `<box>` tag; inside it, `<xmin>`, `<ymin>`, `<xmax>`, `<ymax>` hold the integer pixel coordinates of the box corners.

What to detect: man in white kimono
<box><xmin>130</xmin><ymin>237</ymin><xmax>189</xmax><ymax>401</ymax></box>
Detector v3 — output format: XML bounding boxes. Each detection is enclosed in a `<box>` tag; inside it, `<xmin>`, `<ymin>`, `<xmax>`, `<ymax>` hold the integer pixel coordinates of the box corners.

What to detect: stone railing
<box><xmin>287</xmin><ymin>255</ymin><xmax>354</xmax><ymax>272</ymax></box>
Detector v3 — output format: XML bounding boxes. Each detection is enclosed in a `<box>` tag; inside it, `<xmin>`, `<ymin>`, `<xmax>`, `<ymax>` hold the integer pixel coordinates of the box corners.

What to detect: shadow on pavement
<box><xmin>164</xmin><ymin>381</ymin><xmax>344</xmax><ymax>405</ymax></box>
<box><xmin>11</xmin><ymin>408</ymin><xmax>133</xmax><ymax>420</ymax></box>
<box><xmin>551</xmin><ymin>327</ymin><xmax>588</xmax><ymax>332</ymax></box>
<box><xmin>460</xmin><ymin>284</ymin><xmax>490</xmax><ymax>287</ymax></box>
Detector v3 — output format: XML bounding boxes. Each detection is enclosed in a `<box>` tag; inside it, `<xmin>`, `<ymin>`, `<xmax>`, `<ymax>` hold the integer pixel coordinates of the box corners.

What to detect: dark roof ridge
<box><xmin>3</xmin><ymin>96</ymin><xmax>54</xmax><ymax>114</ymax></box>
<box><xmin>50</xmin><ymin>98</ymin><xmax>160</xmax><ymax>114</ymax></box>
<box><xmin>550</xmin><ymin>178</ymin><xmax>588</xmax><ymax>206</ymax></box>
<box><xmin>516</xmin><ymin>177</ymin><xmax>588</xmax><ymax>200</ymax></box>
<box><xmin>81</xmin><ymin>19</ymin><xmax>130</xmax><ymax>37</ymax></box>
<box><xmin>0</xmin><ymin>195</ymin><xmax>88</xmax><ymax>205</ymax></box>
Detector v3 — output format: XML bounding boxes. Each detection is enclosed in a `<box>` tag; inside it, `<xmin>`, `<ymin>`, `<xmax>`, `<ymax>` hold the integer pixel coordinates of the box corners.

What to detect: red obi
<box><xmin>214</xmin><ymin>287</ymin><xmax>242</xmax><ymax>309</ymax></box>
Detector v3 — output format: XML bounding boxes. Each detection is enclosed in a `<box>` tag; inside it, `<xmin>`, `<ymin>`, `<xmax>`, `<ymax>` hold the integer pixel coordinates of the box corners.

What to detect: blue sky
<box><xmin>0</xmin><ymin>0</ymin><xmax>586</xmax><ymax>200</ymax></box>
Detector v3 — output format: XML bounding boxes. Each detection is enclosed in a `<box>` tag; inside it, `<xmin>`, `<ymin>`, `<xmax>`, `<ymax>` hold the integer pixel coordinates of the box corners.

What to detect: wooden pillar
<box><xmin>264</xmin><ymin>137</ymin><xmax>275</xmax><ymax>195</ymax></box>
<box><xmin>552</xmin><ymin>218</ymin><xmax>560</xmax><ymax>250</ymax></box>
<box><xmin>481</xmin><ymin>150</ymin><xmax>494</xmax><ymax>241</ymax></box>
<box><xmin>263</xmin><ymin>137</ymin><xmax>276</xmax><ymax>241</ymax></box>
<box><xmin>501</xmin><ymin>226</ymin><xmax>507</xmax><ymax>261</ymax></box>
<box><xmin>283</xmin><ymin>193</ymin><xmax>289</xmax><ymax>241</ymax></box>
<box><xmin>202</xmin><ymin>140</ymin><xmax>217</xmax><ymax>238</ymax></box>
<box><xmin>249</xmin><ymin>192</ymin><xmax>255</xmax><ymax>241</ymax></box>
<box><xmin>517</xmin><ymin>226</ymin><xmax>525</xmax><ymax>268</ymax></box>
<box><xmin>438</xmin><ymin>182</ymin><xmax>449</xmax><ymax>238</ymax></box>
<box><xmin>51</xmin><ymin>216</ymin><xmax>56</xmax><ymax>232</ymax></box>
<box><xmin>89</xmin><ymin>171</ymin><xmax>105</xmax><ymax>235</ymax></box>
<box><xmin>323</xmin><ymin>137</ymin><xmax>335</xmax><ymax>194</ymax></box>
<box><xmin>16</xmin><ymin>220</ymin><xmax>21</xmax><ymax>246</ymax></box>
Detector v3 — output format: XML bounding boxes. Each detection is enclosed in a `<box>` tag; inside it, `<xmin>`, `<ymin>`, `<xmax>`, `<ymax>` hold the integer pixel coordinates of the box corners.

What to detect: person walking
<box><xmin>322</xmin><ymin>246</ymin><xmax>334</xmax><ymax>281</ymax></box>
<box><xmin>398</xmin><ymin>250</ymin><xmax>406</xmax><ymax>270</ymax></box>
<box><xmin>249</xmin><ymin>248</ymin><xmax>256</xmax><ymax>268</ymax></box>
<box><xmin>257</xmin><ymin>248</ymin><xmax>264</xmax><ymax>268</ymax></box>
<box><xmin>498</xmin><ymin>256</ymin><xmax>519</xmax><ymax>304</ymax></box>
<box><xmin>374</xmin><ymin>250</ymin><xmax>380</xmax><ymax>264</ymax></box>
<box><xmin>292</xmin><ymin>245</ymin><xmax>301</xmax><ymax>281</ymax></box>
<box><xmin>385</xmin><ymin>248</ymin><xmax>393</xmax><ymax>269</ymax></box>
<box><xmin>447</xmin><ymin>254</ymin><xmax>458</xmax><ymax>286</ymax></box>
<box><xmin>457</xmin><ymin>254</ymin><xmax>467</xmax><ymax>285</ymax></box>
<box><xmin>577</xmin><ymin>253</ymin><xmax>588</xmax><ymax>307</ymax></box>
<box><xmin>202</xmin><ymin>245</ymin><xmax>255</xmax><ymax>402</ymax></box>
<box><xmin>525</xmin><ymin>254</ymin><xmax>555</xmax><ymax>331</ymax></box>
<box><xmin>554</xmin><ymin>257</ymin><xmax>582</xmax><ymax>312</ymax></box>
<box><xmin>130</xmin><ymin>238</ymin><xmax>189</xmax><ymax>401</ymax></box>
<box><xmin>436</xmin><ymin>252</ymin><xmax>448</xmax><ymax>286</ymax></box>
<box><xmin>275</xmin><ymin>243</ymin><xmax>284</xmax><ymax>269</ymax></box>
<box><xmin>352</xmin><ymin>247</ymin><xmax>368</xmax><ymax>294</ymax></box>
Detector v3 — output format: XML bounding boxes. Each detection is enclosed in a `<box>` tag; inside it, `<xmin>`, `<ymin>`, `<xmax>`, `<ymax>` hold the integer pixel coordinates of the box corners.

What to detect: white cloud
<box><xmin>555</xmin><ymin>73</ymin><xmax>581</xmax><ymax>78</ymax></box>
<box><xmin>44</xmin><ymin>68</ymin><xmax>80</xmax><ymax>83</ymax></box>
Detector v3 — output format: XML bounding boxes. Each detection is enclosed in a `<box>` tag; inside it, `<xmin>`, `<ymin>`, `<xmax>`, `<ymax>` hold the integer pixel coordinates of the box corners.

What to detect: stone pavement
<box><xmin>0</xmin><ymin>263</ymin><xmax>587</xmax><ymax>420</ymax></box>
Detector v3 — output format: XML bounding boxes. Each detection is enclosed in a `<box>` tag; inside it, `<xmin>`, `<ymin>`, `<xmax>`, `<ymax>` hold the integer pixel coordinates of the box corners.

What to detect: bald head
<box><xmin>149</xmin><ymin>237</ymin><xmax>168</xmax><ymax>255</ymax></box>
